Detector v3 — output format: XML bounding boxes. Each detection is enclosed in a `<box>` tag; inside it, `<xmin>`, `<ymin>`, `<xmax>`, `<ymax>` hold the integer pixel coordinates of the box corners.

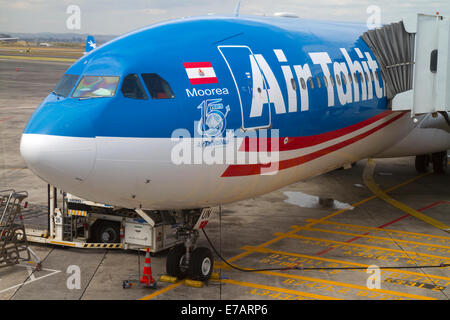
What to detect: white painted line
<box><xmin>0</xmin><ymin>265</ymin><xmax>61</xmax><ymax>294</ymax></box>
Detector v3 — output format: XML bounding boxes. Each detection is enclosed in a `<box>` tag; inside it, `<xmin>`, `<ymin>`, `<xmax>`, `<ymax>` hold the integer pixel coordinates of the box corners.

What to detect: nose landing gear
<box><xmin>415</xmin><ymin>151</ymin><xmax>447</xmax><ymax>174</ymax></box>
<box><xmin>165</xmin><ymin>209</ymin><xmax>214</xmax><ymax>281</ymax></box>
<box><xmin>188</xmin><ymin>247</ymin><xmax>213</xmax><ymax>281</ymax></box>
<box><xmin>431</xmin><ymin>151</ymin><xmax>448</xmax><ymax>174</ymax></box>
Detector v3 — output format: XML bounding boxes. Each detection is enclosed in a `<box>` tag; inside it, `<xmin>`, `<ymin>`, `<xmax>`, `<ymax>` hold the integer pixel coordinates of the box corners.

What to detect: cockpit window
<box><xmin>121</xmin><ymin>74</ymin><xmax>148</xmax><ymax>99</ymax></box>
<box><xmin>52</xmin><ymin>74</ymin><xmax>79</xmax><ymax>98</ymax></box>
<box><xmin>72</xmin><ymin>76</ymin><xmax>120</xmax><ymax>98</ymax></box>
<box><xmin>141</xmin><ymin>73</ymin><xmax>175</xmax><ymax>99</ymax></box>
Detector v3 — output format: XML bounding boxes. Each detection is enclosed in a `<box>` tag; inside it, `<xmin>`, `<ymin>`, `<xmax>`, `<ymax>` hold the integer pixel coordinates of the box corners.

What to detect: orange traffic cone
<box><xmin>140</xmin><ymin>248</ymin><xmax>156</xmax><ymax>287</ymax></box>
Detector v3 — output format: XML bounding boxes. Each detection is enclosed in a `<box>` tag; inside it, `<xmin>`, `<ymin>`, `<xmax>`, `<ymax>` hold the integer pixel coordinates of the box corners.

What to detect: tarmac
<box><xmin>0</xmin><ymin>56</ymin><xmax>449</xmax><ymax>300</ymax></box>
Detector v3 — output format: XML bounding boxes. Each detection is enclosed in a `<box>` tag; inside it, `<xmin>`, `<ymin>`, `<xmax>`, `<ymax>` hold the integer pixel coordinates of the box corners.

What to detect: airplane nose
<box><xmin>20</xmin><ymin>133</ymin><xmax>96</xmax><ymax>185</ymax></box>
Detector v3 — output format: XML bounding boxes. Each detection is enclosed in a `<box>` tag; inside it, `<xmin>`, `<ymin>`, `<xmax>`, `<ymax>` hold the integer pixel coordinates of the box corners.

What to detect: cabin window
<box><xmin>290</xmin><ymin>78</ymin><xmax>297</xmax><ymax>91</ymax></box>
<box><xmin>121</xmin><ymin>74</ymin><xmax>147</xmax><ymax>99</ymax></box>
<box><xmin>329</xmin><ymin>75</ymin><xmax>335</xmax><ymax>87</ymax></box>
<box><xmin>353</xmin><ymin>72</ymin><xmax>358</xmax><ymax>83</ymax></box>
<box><xmin>323</xmin><ymin>75</ymin><xmax>328</xmax><ymax>87</ymax></box>
<box><xmin>72</xmin><ymin>76</ymin><xmax>120</xmax><ymax>98</ymax></box>
<box><xmin>141</xmin><ymin>73</ymin><xmax>175</xmax><ymax>99</ymax></box>
<box><xmin>300</xmin><ymin>78</ymin><xmax>306</xmax><ymax>90</ymax></box>
<box><xmin>348</xmin><ymin>73</ymin><xmax>353</xmax><ymax>84</ymax></box>
<box><xmin>369</xmin><ymin>72</ymin><xmax>374</xmax><ymax>82</ymax></box>
<box><xmin>336</xmin><ymin>74</ymin><xmax>341</xmax><ymax>86</ymax></box>
<box><xmin>342</xmin><ymin>74</ymin><xmax>347</xmax><ymax>86</ymax></box>
<box><xmin>308</xmin><ymin>77</ymin><xmax>314</xmax><ymax>89</ymax></box>
<box><xmin>316</xmin><ymin>76</ymin><xmax>322</xmax><ymax>88</ymax></box>
<box><xmin>53</xmin><ymin>74</ymin><xmax>79</xmax><ymax>98</ymax></box>
<box><xmin>430</xmin><ymin>49</ymin><xmax>438</xmax><ymax>73</ymax></box>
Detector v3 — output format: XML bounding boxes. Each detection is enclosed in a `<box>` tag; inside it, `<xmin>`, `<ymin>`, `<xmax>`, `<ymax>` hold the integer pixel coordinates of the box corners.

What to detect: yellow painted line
<box><xmin>222</xmin><ymin>170</ymin><xmax>431</xmax><ymax>266</ymax></box>
<box><xmin>49</xmin><ymin>240</ymin><xmax>76</xmax><ymax>247</ymax></box>
<box><xmin>221</xmin><ymin>279</ymin><xmax>340</xmax><ymax>300</ymax></box>
<box><xmin>222</xmin><ymin>256</ymin><xmax>435</xmax><ymax>300</ymax></box>
<box><xmin>139</xmin><ymin>281</ymin><xmax>184</xmax><ymax>300</ymax></box>
<box><xmin>364</xmin><ymin>159</ymin><xmax>450</xmax><ymax>233</ymax></box>
<box><xmin>303</xmin><ymin>171</ymin><xmax>431</xmax><ymax>228</ymax></box>
<box><xmin>260</xmin><ymin>270</ymin><xmax>435</xmax><ymax>300</ymax></box>
<box><xmin>139</xmin><ymin>277</ymin><xmax>336</xmax><ymax>300</ymax></box>
<box><xmin>303</xmin><ymin>219</ymin><xmax>450</xmax><ymax>240</ymax></box>
<box><xmin>242</xmin><ymin>246</ymin><xmax>450</xmax><ymax>282</ymax></box>
<box><xmin>273</xmin><ymin>233</ymin><xmax>450</xmax><ymax>261</ymax></box>
<box><xmin>0</xmin><ymin>55</ymin><xmax>77</xmax><ymax>62</ymax></box>
<box><xmin>226</xmin><ymin>225</ymin><xmax>304</xmax><ymax>264</ymax></box>
<box><xmin>302</xmin><ymin>227</ymin><xmax>450</xmax><ymax>250</ymax></box>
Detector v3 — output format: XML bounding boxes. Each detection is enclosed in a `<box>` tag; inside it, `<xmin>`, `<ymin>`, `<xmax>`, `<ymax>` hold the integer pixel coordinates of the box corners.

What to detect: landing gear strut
<box><xmin>415</xmin><ymin>151</ymin><xmax>447</xmax><ymax>174</ymax></box>
<box><xmin>431</xmin><ymin>151</ymin><xmax>448</xmax><ymax>174</ymax></box>
<box><xmin>415</xmin><ymin>154</ymin><xmax>430</xmax><ymax>173</ymax></box>
<box><xmin>166</xmin><ymin>209</ymin><xmax>214</xmax><ymax>281</ymax></box>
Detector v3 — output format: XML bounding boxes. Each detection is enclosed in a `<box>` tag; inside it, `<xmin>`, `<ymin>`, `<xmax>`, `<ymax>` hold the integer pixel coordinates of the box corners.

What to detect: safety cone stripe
<box><xmin>140</xmin><ymin>248</ymin><xmax>156</xmax><ymax>285</ymax></box>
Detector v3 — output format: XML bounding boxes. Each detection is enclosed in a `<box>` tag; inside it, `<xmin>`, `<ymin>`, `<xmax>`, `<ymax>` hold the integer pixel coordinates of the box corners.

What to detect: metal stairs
<box><xmin>0</xmin><ymin>189</ymin><xmax>41</xmax><ymax>270</ymax></box>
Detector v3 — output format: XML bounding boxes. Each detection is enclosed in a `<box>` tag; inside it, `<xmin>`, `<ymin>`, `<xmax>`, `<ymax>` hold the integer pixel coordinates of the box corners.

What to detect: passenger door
<box><xmin>218</xmin><ymin>45</ymin><xmax>271</xmax><ymax>130</ymax></box>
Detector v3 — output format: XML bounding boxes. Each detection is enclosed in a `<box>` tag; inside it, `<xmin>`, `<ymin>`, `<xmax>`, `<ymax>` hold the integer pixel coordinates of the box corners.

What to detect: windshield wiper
<box><xmin>51</xmin><ymin>91</ymin><xmax>65</xmax><ymax>98</ymax></box>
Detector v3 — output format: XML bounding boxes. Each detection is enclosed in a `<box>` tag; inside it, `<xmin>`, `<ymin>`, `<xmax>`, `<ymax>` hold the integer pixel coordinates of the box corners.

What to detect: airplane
<box><xmin>19</xmin><ymin>14</ymin><xmax>450</xmax><ymax>281</ymax></box>
<box><xmin>84</xmin><ymin>35</ymin><xmax>97</xmax><ymax>54</ymax></box>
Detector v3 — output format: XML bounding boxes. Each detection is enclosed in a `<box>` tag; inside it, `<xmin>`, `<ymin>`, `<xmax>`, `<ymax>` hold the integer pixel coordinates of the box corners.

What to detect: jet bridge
<box><xmin>362</xmin><ymin>13</ymin><xmax>450</xmax><ymax>116</ymax></box>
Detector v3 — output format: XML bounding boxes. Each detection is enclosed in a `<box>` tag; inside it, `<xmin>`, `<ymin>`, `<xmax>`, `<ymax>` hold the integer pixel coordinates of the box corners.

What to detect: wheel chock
<box><xmin>160</xmin><ymin>275</ymin><xmax>178</xmax><ymax>283</ymax></box>
<box><xmin>209</xmin><ymin>272</ymin><xmax>221</xmax><ymax>281</ymax></box>
<box><xmin>184</xmin><ymin>279</ymin><xmax>204</xmax><ymax>288</ymax></box>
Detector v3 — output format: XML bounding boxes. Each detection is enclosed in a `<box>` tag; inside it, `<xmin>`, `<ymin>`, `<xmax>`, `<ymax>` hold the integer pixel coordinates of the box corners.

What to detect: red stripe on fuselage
<box><xmin>189</xmin><ymin>77</ymin><xmax>219</xmax><ymax>85</ymax></box>
<box><xmin>222</xmin><ymin>112</ymin><xmax>407</xmax><ymax>177</ymax></box>
<box><xmin>239</xmin><ymin>110</ymin><xmax>394</xmax><ymax>152</ymax></box>
<box><xmin>183</xmin><ymin>62</ymin><xmax>213</xmax><ymax>69</ymax></box>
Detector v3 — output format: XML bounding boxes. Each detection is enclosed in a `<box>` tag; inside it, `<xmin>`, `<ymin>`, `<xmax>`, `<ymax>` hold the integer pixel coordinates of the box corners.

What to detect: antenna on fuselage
<box><xmin>234</xmin><ymin>0</ymin><xmax>241</xmax><ymax>17</ymax></box>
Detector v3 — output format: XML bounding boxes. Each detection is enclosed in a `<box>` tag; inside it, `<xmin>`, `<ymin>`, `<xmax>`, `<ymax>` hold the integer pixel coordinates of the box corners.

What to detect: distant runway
<box><xmin>0</xmin><ymin>55</ymin><xmax>77</xmax><ymax>63</ymax></box>
<box><xmin>0</xmin><ymin>45</ymin><xmax>82</xmax><ymax>63</ymax></box>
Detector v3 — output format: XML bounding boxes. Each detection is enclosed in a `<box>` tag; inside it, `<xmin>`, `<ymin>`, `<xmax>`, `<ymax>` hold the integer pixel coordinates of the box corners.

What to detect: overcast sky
<box><xmin>0</xmin><ymin>0</ymin><xmax>449</xmax><ymax>35</ymax></box>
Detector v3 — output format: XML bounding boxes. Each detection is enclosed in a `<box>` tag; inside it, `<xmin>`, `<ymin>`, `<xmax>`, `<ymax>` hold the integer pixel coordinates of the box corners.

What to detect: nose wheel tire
<box><xmin>166</xmin><ymin>244</ymin><xmax>188</xmax><ymax>279</ymax></box>
<box><xmin>432</xmin><ymin>151</ymin><xmax>447</xmax><ymax>175</ymax></box>
<box><xmin>188</xmin><ymin>247</ymin><xmax>214</xmax><ymax>281</ymax></box>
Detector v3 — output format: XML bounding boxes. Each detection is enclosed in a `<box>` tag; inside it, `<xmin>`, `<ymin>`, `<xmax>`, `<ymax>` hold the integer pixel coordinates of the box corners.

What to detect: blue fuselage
<box><xmin>24</xmin><ymin>15</ymin><xmax>387</xmax><ymax>140</ymax></box>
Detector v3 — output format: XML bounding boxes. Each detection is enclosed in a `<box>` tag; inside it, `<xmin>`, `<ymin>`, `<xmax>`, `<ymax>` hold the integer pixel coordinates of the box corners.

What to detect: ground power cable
<box><xmin>79</xmin><ymin>249</ymin><xmax>108</xmax><ymax>299</ymax></box>
<box><xmin>203</xmin><ymin>229</ymin><xmax>450</xmax><ymax>273</ymax></box>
